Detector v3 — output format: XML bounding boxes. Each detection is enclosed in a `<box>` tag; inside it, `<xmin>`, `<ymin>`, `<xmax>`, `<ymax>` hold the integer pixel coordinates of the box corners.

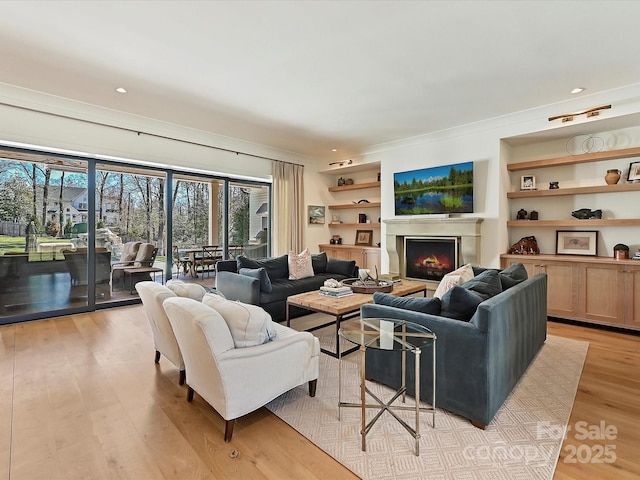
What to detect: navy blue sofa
<box><xmin>361</xmin><ymin>268</ymin><xmax>547</xmax><ymax>428</ymax></box>
<box><xmin>215</xmin><ymin>252</ymin><xmax>358</xmax><ymax>322</ymax></box>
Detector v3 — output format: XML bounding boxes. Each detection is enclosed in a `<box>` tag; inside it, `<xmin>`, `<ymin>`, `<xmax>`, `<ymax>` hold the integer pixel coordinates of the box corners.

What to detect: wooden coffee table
<box><xmin>286</xmin><ymin>279</ymin><xmax>427</xmax><ymax>358</ymax></box>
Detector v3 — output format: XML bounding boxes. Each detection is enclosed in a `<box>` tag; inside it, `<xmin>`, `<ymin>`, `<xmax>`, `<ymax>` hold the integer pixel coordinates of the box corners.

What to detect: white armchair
<box><xmin>135</xmin><ymin>281</ymin><xmax>185</xmax><ymax>385</ymax></box>
<box><xmin>162</xmin><ymin>297</ymin><xmax>320</xmax><ymax>442</ymax></box>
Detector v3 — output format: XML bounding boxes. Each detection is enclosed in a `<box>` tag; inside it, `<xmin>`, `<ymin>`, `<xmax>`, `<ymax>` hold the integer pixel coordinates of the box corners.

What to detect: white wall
<box><xmin>356</xmin><ymin>84</ymin><xmax>640</xmax><ymax>269</ymax></box>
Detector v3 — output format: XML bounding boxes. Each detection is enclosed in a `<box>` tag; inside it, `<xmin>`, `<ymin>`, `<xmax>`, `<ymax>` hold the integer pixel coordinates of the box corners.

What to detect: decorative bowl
<box><xmin>342</xmin><ymin>278</ymin><xmax>393</xmax><ymax>294</ymax></box>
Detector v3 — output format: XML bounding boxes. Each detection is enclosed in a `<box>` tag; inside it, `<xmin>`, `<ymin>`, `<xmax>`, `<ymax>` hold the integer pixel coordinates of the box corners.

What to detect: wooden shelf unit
<box><xmin>328</xmin><ymin>223</ymin><xmax>381</xmax><ymax>228</ymax></box>
<box><xmin>507</xmin><ymin>182</ymin><xmax>640</xmax><ymax>198</ymax></box>
<box><xmin>506</xmin><ymin>146</ymin><xmax>640</xmax><ymax>171</ymax></box>
<box><xmin>507</xmin><ymin>219</ymin><xmax>640</xmax><ymax>227</ymax></box>
<box><xmin>328</xmin><ymin>181</ymin><xmax>380</xmax><ymax>192</ymax></box>
<box><xmin>328</xmin><ymin>202</ymin><xmax>381</xmax><ymax>210</ymax></box>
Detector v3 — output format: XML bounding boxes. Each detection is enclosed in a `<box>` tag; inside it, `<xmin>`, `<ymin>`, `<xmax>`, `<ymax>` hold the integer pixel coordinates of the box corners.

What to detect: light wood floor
<box><xmin>1</xmin><ymin>309</ymin><xmax>638</xmax><ymax>480</ymax></box>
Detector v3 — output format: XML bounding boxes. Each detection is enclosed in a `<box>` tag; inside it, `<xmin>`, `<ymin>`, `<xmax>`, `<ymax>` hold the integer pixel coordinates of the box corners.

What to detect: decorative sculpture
<box><xmin>571</xmin><ymin>208</ymin><xmax>602</xmax><ymax>219</ymax></box>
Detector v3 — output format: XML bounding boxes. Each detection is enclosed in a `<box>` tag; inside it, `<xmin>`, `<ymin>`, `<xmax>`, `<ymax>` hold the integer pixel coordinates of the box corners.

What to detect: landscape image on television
<box><xmin>394</xmin><ymin>161</ymin><xmax>473</xmax><ymax>215</ymax></box>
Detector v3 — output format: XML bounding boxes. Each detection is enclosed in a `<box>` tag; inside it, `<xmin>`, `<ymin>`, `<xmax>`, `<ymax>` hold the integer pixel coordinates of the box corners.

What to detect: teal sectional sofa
<box><xmin>361</xmin><ymin>266</ymin><xmax>547</xmax><ymax>428</ymax></box>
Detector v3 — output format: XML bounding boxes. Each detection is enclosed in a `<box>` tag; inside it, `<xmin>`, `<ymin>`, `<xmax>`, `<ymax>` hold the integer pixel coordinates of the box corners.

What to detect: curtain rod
<box><xmin>1</xmin><ymin>101</ymin><xmax>304</xmax><ymax>167</ymax></box>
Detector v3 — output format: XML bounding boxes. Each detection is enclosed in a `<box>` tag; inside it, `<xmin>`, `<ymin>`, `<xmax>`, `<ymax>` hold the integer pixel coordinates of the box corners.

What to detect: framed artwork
<box><xmin>355</xmin><ymin>229</ymin><xmax>373</xmax><ymax>246</ymax></box>
<box><xmin>520</xmin><ymin>175</ymin><xmax>536</xmax><ymax>190</ymax></box>
<box><xmin>308</xmin><ymin>205</ymin><xmax>325</xmax><ymax>224</ymax></box>
<box><xmin>556</xmin><ymin>230</ymin><xmax>597</xmax><ymax>256</ymax></box>
<box><xmin>627</xmin><ymin>161</ymin><xmax>640</xmax><ymax>182</ymax></box>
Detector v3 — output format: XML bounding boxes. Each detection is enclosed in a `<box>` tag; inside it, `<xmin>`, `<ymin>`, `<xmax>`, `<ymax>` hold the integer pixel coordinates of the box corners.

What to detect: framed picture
<box><xmin>355</xmin><ymin>229</ymin><xmax>373</xmax><ymax>246</ymax></box>
<box><xmin>556</xmin><ymin>230</ymin><xmax>598</xmax><ymax>256</ymax></box>
<box><xmin>308</xmin><ymin>205</ymin><xmax>325</xmax><ymax>224</ymax></box>
<box><xmin>520</xmin><ymin>175</ymin><xmax>536</xmax><ymax>190</ymax></box>
<box><xmin>627</xmin><ymin>161</ymin><xmax>640</xmax><ymax>182</ymax></box>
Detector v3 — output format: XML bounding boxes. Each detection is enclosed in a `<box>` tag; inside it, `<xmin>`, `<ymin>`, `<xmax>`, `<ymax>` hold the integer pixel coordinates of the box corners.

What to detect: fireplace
<box><xmin>404</xmin><ymin>237</ymin><xmax>459</xmax><ymax>281</ymax></box>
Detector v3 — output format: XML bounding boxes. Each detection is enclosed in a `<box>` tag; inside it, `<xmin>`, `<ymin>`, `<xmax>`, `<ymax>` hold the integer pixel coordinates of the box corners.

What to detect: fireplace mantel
<box><xmin>384</xmin><ymin>217</ymin><xmax>483</xmax><ymax>279</ymax></box>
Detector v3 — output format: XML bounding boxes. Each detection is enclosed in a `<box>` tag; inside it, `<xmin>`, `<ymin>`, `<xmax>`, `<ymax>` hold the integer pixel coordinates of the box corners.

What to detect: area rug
<box><xmin>266</xmin><ymin>330</ymin><xmax>588</xmax><ymax>480</ymax></box>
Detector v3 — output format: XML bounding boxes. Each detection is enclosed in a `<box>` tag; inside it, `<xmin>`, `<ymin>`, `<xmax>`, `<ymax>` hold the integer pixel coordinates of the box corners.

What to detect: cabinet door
<box><xmin>501</xmin><ymin>257</ymin><xmax>538</xmax><ymax>278</ymax></box>
<box><xmin>624</xmin><ymin>265</ymin><xmax>640</xmax><ymax>328</ymax></box>
<box><xmin>363</xmin><ymin>248</ymin><xmax>381</xmax><ymax>273</ymax></box>
<box><xmin>538</xmin><ymin>261</ymin><xmax>579</xmax><ymax>319</ymax></box>
<box><xmin>347</xmin><ymin>248</ymin><xmax>364</xmax><ymax>266</ymax></box>
<box><xmin>578</xmin><ymin>263</ymin><xmax>624</xmax><ymax>325</ymax></box>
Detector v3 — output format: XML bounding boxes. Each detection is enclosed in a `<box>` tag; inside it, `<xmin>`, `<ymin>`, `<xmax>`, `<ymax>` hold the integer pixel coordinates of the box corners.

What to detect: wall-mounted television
<box><xmin>394</xmin><ymin>161</ymin><xmax>473</xmax><ymax>215</ymax></box>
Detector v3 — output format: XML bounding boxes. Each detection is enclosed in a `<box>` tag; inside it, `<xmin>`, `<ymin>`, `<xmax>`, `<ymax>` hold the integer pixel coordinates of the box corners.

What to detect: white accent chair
<box><xmin>135</xmin><ymin>281</ymin><xmax>200</xmax><ymax>385</ymax></box>
<box><xmin>162</xmin><ymin>297</ymin><xmax>320</xmax><ymax>442</ymax></box>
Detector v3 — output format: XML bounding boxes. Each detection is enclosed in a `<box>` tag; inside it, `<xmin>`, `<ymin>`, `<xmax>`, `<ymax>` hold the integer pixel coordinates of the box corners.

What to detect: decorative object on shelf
<box><xmin>605</xmin><ymin>169</ymin><xmax>622</xmax><ymax>185</ymax></box>
<box><xmin>613</xmin><ymin>243</ymin><xmax>630</xmax><ymax>260</ymax></box>
<box><xmin>516</xmin><ymin>209</ymin><xmax>528</xmax><ymax>220</ymax></box>
<box><xmin>355</xmin><ymin>229</ymin><xmax>373</xmax><ymax>246</ymax></box>
<box><xmin>548</xmin><ymin>104</ymin><xmax>611</xmax><ymax>123</ymax></box>
<box><xmin>345</xmin><ymin>178</ymin><xmax>354</xmax><ymax>185</ymax></box>
<box><xmin>377</xmin><ymin>172</ymin><xmax>381</xmax><ymax>182</ymax></box>
<box><xmin>353</xmin><ymin>199</ymin><xmax>370</xmax><ymax>204</ymax></box>
<box><xmin>565</xmin><ymin>134</ymin><xmax>605</xmax><ymax>155</ymax></box>
<box><xmin>308</xmin><ymin>205</ymin><xmax>325</xmax><ymax>224</ymax></box>
<box><xmin>337</xmin><ymin>177</ymin><xmax>345</xmax><ymax>186</ymax></box>
<box><xmin>633</xmin><ymin>249</ymin><xmax>640</xmax><ymax>260</ymax></box>
<box><xmin>549</xmin><ymin>181</ymin><xmax>559</xmax><ymax>189</ymax></box>
<box><xmin>332</xmin><ymin>214</ymin><xmax>340</xmax><ymax>223</ymax></box>
<box><xmin>330</xmin><ymin>234</ymin><xmax>342</xmax><ymax>245</ymax></box>
<box><xmin>628</xmin><ymin>161</ymin><xmax>640</xmax><ymax>182</ymax></box>
<box><xmin>529</xmin><ymin>210</ymin><xmax>539</xmax><ymax>220</ymax></box>
<box><xmin>556</xmin><ymin>230</ymin><xmax>597</xmax><ymax>256</ymax></box>
<box><xmin>571</xmin><ymin>208</ymin><xmax>602</xmax><ymax>219</ymax></box>
<box><xmin>520</xmin><ymin>175</ymin><xmax>536</xmax><ymax>191</ymax></box>
<box><xmin>507</xmin><ymin>236</ymin><xmax>540</xmax><ymax>255</ymax></box>
<box><xmin>329</xmin><ymin>159</ymin><xmax>353</xmax><ymax>167</ymax></box>
<box><xmin>358</xmin><ymin>213</ymin><xmax>367</xmax><ymax>223</ymax></box>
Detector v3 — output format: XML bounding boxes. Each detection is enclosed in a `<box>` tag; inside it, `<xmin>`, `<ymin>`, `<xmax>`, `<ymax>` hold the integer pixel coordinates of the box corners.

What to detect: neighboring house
<box><xmin>38</xmin><ymin>186</ymin><xmax>120</xmax><ymax>226</ymax></box>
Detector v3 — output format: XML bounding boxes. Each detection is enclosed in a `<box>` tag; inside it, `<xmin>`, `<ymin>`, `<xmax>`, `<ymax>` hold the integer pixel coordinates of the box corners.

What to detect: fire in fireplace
<box><xmin>404</xmin><ymin>236</ymin><xmax>460</xmax><ymax>281</ymax></box>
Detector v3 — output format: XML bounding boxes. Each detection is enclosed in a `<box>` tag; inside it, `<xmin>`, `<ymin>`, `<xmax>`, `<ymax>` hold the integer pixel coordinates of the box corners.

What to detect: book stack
<box><xmin>319</xmin><ymin>286</ymin><xmax>353</xmax><ymax>298</ymax></box>
<box><xmin>633</xmin><ymin>250</ymin><xmax>640</xmax><ymax>261</ymax></box>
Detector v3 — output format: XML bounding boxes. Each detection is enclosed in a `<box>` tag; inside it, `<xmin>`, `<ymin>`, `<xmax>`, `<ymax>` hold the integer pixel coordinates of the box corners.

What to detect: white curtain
<box><xmin>272</xmin><ymin>161</ymin><xmax>304</xmax><ymax>255</ymax></box>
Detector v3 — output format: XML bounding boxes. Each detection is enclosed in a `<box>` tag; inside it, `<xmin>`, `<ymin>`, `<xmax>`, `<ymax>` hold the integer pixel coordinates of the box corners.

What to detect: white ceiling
<box><xmin>1</xmin><ymin>1</ymin><xmax>640</xmax><ymax>159</ymax></box>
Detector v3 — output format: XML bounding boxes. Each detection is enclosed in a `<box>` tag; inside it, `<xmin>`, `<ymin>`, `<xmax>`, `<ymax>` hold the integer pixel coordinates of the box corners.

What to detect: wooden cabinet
<box><xmin>501</xmin><ymin>254</ymin><xmax>640</xmax><ymax>331</ymax></box>
<box><xmin>319</xmin><ymin>244</ymin><xmax>381</xmax><ymax>274</ymax></box>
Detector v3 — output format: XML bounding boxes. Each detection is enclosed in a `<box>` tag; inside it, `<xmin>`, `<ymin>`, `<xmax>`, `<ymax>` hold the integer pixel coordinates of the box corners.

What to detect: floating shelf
<box><xmin>507</xmin><ymin>146</ymin><xmax>640</xmax><ymax>171</ymax></box>
<box><xmin>328</xmin><ymin>181</ymin><xmax>380</xmax><ymax>192</ymax></box>
<box><xmin>328</xmin><ymin>222</ymin><xmax>381</xmax><ymax>228</ymax></box>
<box><xmin>507</xmin><ymin>219</ymin><xmax>640</xmax><ymax>227</ymax></box>
<box><xmin>328</xmin><ymin>202</ymin><xmax>381</xmax><ymax>210</ymax></box>
<box><xmin>507</xmin><ymin>182</ymin><xmax>640</xmax><ymax>198</ymax></box>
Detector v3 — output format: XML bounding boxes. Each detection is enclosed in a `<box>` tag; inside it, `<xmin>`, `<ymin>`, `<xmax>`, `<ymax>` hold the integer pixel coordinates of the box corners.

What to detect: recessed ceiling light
<box><xmin>570</xmin><ymin>87</ymin><xmax>585</xmax><ymax>94</ymax></box>
<box><xmin>115</xmin><ymin>87</ymin><xmax>127</xmax><ymax>94</ymax></box>
<box><xmin>332</xmin><ymin>149</ymin><xmax>338</xmax><ymax>152</ymax></box>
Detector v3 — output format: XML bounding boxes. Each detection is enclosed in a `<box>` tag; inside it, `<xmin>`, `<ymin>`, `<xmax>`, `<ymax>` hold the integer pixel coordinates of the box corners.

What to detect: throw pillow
<box><xmin>440</xmin><ymin>286</ymin><xmax>484</xmax><ymax>321</ymax></box>
<box><xmin>373</xmin><ymin>292</ymin><xmax>441</xmax><ymax>315</ymax></box>
<box><xmin>326</xmin><ymin>257</ymin><xmax>357</xmax><ymax>277</ymax></box>
<box><xmin>239</xmin><ymin>267</ymin><xmax>273</xmax><ymax>293</ymax></box>
<box><xmin>499</xmin><ymin>263</ymin><xmax>528</xmax><ymax>289</ymax></box>
<box><xmin>433</xmin><ymin>264</ymin><xmax>475</xmax><ymax>299</ymax></box>
<box><xmin>288</xmin><ymin>248</ymin><xmax>315</xmax><ymax>280</ymax></box>
<box><xmin>237</xmin><ymin>254</ymin><xmax>289</xmax><ymax>280</ymax></box>
<box><xmin>165</xmin><ymin>279</ymin><xmax>208</xmax><ymax>301</ymax></box>
<box><xmin>202</xmin><ymin>293</ymin><xmax>277</xmax><ymax>348</ymax></box>
<box><xmin>460</xmin><ymin>269</ymin><xmax>502</xmax><ymax>300</ymax></box>
<box><xmin>311</xmin><ymin>252</ymin><xmax>328</xmax><ymax>274</ymax></box>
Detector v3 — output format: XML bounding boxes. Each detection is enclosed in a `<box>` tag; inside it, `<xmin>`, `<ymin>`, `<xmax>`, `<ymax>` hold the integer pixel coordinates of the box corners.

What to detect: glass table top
<box><xmin>339</xmin><ymin>317</ymin><xmax>435</xmax><ymax>352</ymax></box>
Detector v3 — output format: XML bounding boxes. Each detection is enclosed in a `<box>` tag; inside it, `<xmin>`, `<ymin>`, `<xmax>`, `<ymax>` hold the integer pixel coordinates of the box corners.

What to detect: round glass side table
<box><xmin>338</xmin><ymin>317</ymin><xmax>436</xmax><ymax>456</ymax></box>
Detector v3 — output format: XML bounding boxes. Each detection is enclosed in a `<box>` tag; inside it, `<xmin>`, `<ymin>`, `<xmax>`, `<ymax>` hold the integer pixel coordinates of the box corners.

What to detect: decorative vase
<box><xmin>337</xmin><ymin>177</ymin><xmax>345</xmax><ymax>186</ymax></box>
<box><xmin>615</xmin><ymin>250</ymin><xmax>629</xmax><ymax>260</ymax></box>
<box><xmin>605</xmin><ymin>169</ymin><xmax>621</xmax><ymax>185</ymax></box>
<box><xmin>345</xmin><ymin>178</ymin><xmax>354</xmax><ymax>185</ymax></box>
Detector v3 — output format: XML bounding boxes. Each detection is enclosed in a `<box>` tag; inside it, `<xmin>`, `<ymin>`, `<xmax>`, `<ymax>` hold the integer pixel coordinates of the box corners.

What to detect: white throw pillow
<box><xmin>288</xmin><ymin>248</ymin><xmax>315</xmax><ymax>280</ymax></box>
<box><xmin>166</xmin><ymin>279</ymin><xmax>207</xmax><ymax>301</ymax></box>
<box><xmin>433</xmin><ymin>264</ymin><xmax>475</xmax><ymax>299</ymax></box>
<box><xmin>201</xmin><ymin>293</ymin><xmax>277</xmax><ymax>348</ymax></box>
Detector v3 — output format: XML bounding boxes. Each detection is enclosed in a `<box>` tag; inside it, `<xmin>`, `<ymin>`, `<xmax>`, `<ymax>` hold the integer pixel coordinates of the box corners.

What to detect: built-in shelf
<box><xmin>319</xmin><ymin>162</ymin><xmax>381</xmax><ymax>175</ymax></box>
<box><xmin>507</xmin><ymin>182</ymin><xmax>640</xmax><ymax>198</ymax></box>
<box><xmin>328</xmin><ymin>202</ymin><xmax>381</xmax><ymax>210</ymax></box>
<box><xmin>507</xmin><ymin>219</ymin><xmax>640</xmax><ymax>227</ymax></box>
<box><xmin>507</xmin><ymin>146</ymin><xmax>640</xmax><ymax>171</ymax></box>
<box><xmin>328</xmin><ymin>181</ymin><xmax>380</xmax><ymax>192</ymax></box>
<box><xmin>328</xmin><ymin>222</ymin><xmax>380</xmax><ymax>228</ymax></box>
